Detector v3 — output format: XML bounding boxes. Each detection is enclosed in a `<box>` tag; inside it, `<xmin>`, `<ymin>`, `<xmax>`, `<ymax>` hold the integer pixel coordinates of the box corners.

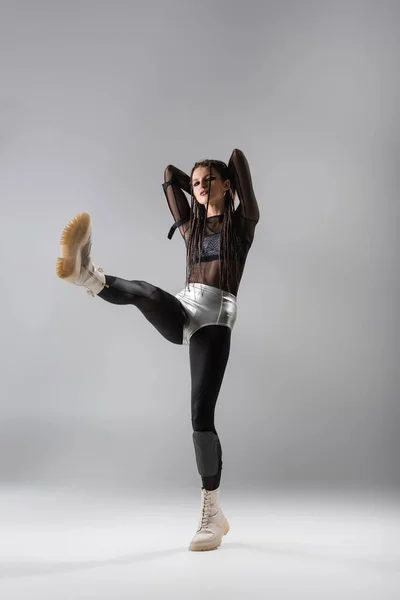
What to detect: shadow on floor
<box><xmin>1</xmin><ymin>540</ymin><xmax>398</xmax><ymax>580</ymax></box>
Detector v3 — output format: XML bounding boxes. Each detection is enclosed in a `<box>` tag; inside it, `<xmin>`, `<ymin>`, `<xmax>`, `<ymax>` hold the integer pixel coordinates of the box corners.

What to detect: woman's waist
<box><xmin>178</xmin><ymin>282</ymin><xmax>237</xmax><ymax>302</ymax></box>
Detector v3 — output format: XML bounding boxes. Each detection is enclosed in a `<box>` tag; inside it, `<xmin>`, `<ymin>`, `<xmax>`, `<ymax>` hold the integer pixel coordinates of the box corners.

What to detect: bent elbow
<box><xmin>164</xmin><ymin>164</ymin><xmax>175</xmax><ymax>181</ymax></box>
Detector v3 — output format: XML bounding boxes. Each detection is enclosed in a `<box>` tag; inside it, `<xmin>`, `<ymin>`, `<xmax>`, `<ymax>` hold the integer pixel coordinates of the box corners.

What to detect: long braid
<box><xmin>219</xmin><ymin>188</ymin><xmax>242</xmax><ymax>292</ymax></box>
<box><xmin>186</xmin><ymin>177</ymin><xmax>208</xmax><ymax>286</ymax></box>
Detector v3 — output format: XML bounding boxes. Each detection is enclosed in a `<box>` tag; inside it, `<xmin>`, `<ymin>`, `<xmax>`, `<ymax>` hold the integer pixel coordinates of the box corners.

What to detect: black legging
<box><xmin>99</xmin><ymin>276</ymin><xmax>231</xmax><ymax>490</ymax></box>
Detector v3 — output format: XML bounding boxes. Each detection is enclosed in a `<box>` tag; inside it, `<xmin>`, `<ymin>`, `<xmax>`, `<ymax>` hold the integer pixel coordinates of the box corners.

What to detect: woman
<box><xmin>56</xmin><ymin>148</ymin><xmax>259</xmax><ymax>552</ymax></box>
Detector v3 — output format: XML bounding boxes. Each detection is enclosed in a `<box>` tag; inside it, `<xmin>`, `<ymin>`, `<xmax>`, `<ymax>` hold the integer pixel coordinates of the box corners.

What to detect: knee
<box><xmin>191</xmin><ymin>393</ymin><xmax>216</xmax><ymax>432</ymax></box>
<box><xmin>192</xmin><ymin>416</ymin><xmax>216</xmax><ymax>433</ymax></box>
<box><xmin>191</xmin><ymin>406</ymin><xmax>205</xmax><ymax>432</ymax></box>
<box><xmin>128</xmin><ymin>280</ymin><xmax>157</xmax><ymax>297</ymax></box>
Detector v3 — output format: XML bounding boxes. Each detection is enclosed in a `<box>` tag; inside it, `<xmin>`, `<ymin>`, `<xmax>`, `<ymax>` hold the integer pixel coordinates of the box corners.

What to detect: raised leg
<box><xmin>56</xmin><ymin>213</ymin><xmax>187</xmax><ymax>344</ymax></box>
<box><xmin>99</xmin><ymin>277</ymin><xmax>187</xmax><ymax>345</ymax></box>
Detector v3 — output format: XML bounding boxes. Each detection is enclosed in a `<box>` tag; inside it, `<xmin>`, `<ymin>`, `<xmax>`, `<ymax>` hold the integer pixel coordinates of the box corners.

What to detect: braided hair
<box><xmin>186</xmin><ymin>160</ymin><xmax>242</xmax><ymax>293</ymax></box>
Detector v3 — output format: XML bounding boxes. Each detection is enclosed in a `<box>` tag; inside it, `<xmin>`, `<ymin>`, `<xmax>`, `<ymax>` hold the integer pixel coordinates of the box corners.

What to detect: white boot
<box><xmin>189</xmin><ymin>487</ymin><xmax>230</xmax><ymax>552</ymax></box>
<box><xmin>56</xmin><ymin>213</ymin><xmax>106</xmax><ymax>296</ymax></box>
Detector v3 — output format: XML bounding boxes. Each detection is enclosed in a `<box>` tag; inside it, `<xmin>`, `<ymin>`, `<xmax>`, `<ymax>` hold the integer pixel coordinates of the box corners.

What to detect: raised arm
<box><xmin>228</xmin><ymin>148</ymin><xmax>260</xmax><ymax>223</ymax></box>
<box><xmin>163</xmin><ymin>165</ymin><xmax>191</xmax><ymax>239</ymax></box>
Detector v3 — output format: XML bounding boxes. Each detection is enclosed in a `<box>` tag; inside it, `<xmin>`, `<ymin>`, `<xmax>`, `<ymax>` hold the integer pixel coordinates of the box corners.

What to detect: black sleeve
<box><xmin>163</xmin><ymin>165</ymin><xmax>191</xmax><ymax>239</ymax></box>
<box><xmin>228</xmin><ymin>149</ymin><xmax>260</xmax><ymax>223</ymax></box>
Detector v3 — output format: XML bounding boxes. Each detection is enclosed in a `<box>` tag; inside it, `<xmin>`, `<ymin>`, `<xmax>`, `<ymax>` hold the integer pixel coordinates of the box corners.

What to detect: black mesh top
<box><xmin>163</xmin><ymin>149</ymin><xmax>259</xmax><ymax>296</ymax></box>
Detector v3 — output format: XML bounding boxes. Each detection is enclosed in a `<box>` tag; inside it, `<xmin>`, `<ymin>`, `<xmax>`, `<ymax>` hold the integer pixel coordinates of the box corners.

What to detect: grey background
<box><xmin>0</xmin><ymin>0</ymin><xmax>398</xmax><ymax>493</ymax></box>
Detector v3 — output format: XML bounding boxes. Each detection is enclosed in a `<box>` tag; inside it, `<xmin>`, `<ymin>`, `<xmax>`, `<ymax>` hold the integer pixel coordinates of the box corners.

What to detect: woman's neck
<box><xmin>207</xmin><ymin>202</ymin><xmax>225</xmax><ymax>218</ymax></box>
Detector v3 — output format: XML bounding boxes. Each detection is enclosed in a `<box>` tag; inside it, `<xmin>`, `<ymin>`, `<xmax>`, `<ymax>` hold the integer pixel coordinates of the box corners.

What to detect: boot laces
<box><xmin>199</xmin><ymin>490</ymin><xmax>213</xmax><ymax>528</ymax></box>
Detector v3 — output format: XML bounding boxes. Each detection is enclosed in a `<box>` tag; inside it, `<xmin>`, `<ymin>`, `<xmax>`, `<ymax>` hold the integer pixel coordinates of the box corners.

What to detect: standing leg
<box><xmin>189</xmin><ymin>325</ymin><xmax>231</xmax><ymax>489</ymax></box>
<box><xmin>188</xmin><ymin>325</ymin><xmax>231</xmax><ymax>551</ymax></box>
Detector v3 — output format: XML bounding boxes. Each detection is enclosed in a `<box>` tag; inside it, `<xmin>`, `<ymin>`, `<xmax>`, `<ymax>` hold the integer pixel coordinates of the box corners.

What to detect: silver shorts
<box><xmin>176</xmin><ymin>283</ymin><xmax>237</xmax><ymax>345</ymax></box>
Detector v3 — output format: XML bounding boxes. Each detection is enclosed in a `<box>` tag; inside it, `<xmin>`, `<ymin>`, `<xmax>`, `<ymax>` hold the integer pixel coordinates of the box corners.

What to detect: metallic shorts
<box><xmin>175</xmin><ymin>283</ymin><xmax>237</xmax><ymax>345</ymax></box>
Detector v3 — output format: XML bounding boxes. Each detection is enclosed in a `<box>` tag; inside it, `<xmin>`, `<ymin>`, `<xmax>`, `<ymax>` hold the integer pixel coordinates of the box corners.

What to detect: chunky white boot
<box><xmin>56</xmin><ymin>213</ymin><xmax>106</xmax><ymax>296</ymax></box>
<box><xmin>189</xmin><ymin>487</ymin><xmax>230</xmax><ymax>552</ymax></box>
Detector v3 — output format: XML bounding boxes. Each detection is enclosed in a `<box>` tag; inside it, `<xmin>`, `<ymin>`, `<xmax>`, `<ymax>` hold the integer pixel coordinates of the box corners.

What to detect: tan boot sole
<box><xmin>56</xmin><ymin>213</ymin><xmax>91</xmax><ymax>281</ymax></box>
<box><xmin>189</xmin><ymin>518</ymin><xmax>230</xmax><ymax>552</ymax></box>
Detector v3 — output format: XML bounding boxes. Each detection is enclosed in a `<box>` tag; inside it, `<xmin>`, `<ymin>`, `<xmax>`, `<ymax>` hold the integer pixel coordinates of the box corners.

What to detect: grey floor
<box><xmin>0</xmin><ymin>486</ymin><xmax>398</xmax><ymax>599</ymax></box>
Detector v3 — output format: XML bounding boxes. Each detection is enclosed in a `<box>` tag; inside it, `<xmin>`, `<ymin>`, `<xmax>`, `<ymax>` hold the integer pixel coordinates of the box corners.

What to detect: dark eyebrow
<box><xmin>192</xmin><ymin>174</ymin><xmax>214</xmax><ymax>182</ymax></box>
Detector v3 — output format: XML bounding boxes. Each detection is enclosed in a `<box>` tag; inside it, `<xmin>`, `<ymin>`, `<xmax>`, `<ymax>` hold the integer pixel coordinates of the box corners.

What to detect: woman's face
<box><xmin>191</xmin><ymin>166</ymin><xmax>230</xmax><ymax>206</ymax></box>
